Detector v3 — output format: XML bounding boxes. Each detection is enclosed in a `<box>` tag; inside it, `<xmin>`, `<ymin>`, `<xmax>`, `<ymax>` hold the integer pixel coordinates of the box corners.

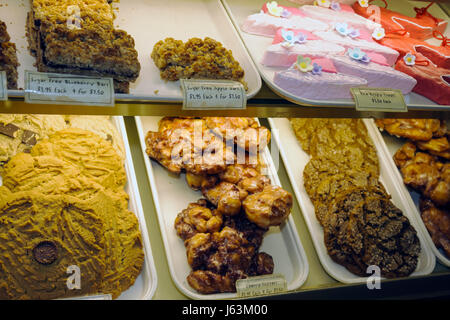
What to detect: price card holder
<box><xmin>351</xmin><ymin>87</ymin><xmax>408</xmax><ymax>112</ymax></box>
<box><xmin>236</xmin><ymin>274</ymin><xmax>287</xmax><ymax>298</ymax></box>
<box><xmin>181</xmin><ymin>79</ymin><xmax>246</xmax><ymax>110</ymax></box>
<box><xmin>0</xmin><ymin>71</ymin><xmax>7</xmax><ymax>101</ymax></box>
<box><xmin>24</xmin><ymin>71</ymin><xmax>115</xmax><ymax>107</ymax></box>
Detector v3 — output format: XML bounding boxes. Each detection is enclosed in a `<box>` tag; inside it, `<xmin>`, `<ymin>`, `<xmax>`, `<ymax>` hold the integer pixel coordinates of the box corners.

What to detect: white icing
<box><xmin>261</xmin><ymin>40</ymin><xmax>345</xmax><ymax>67</ymax></box>
<box><xmin>301</xmin><ymin>5</ymin><xmax>381</xmax><ymax>31</ymax></box>
<box><xmin>242</xmin><ymin>12</ymin><xmax>329</xmax><ymax>37</ymax></box>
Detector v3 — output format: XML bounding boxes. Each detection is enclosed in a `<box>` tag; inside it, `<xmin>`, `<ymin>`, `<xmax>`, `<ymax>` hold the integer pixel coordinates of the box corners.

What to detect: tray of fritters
<box><xmin>269</xmin><ymin>118</ymin><xmax>435</xmax><ymax>284</ymax></box>
<box><xmin>374</xmin><ymin>119</ymin><xmax>450</xmax><ymax>267</ymax></box>
<box><xmin>136</xmin><ymin>116</ymin><xmax>309</xmax><ymax>299</ymax></box>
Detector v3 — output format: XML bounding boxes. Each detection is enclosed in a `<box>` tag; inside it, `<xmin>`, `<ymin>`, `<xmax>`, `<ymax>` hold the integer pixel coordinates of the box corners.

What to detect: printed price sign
<box><xmin>351</xmin><ymin>87</ymin><xmax>408</xmax><ymax>112</ymax></box>
<box><xmin>181</xmin><ymin>79</ymin><xmax>246</xmax><ymax>110</ymax></box>
<box><xmin>236</xmin><ymin>274</ymin><xmax>287</xmax><ymax>298</ymax></box>
<box><xmin>0</xmin><ymin>71</ymin><xmax>7</xmax><ymax>101</ymax></box>
<box><xmin>24</xmin><ymin>71</ymin><xmax>115</xmax><ymax>106</ymax></box>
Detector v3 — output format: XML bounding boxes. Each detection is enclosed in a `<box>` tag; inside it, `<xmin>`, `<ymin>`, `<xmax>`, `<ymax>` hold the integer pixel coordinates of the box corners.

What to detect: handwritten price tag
<box><xmin>24</xmin><ymin>71</ymin><xmax>115</xmax><ymax>106</ymax></box>
<box><xmin>0</xmin><ymin>71</ymin><xmax>7</xmax><ymax>101</ymax></box>
<box><xmin>351</xmin><ymin>87</ymin><xmax>407</xmax><ymax>112</ymax></box>
<box><xmin>236</xmin><ymin>274</ymin><xmax>287</xmax><ymax>298</ymax></box>
<box><xmin>181</xmin><ymin>79</ymin><xmax>246</xmax><ymax>110</ymax></box>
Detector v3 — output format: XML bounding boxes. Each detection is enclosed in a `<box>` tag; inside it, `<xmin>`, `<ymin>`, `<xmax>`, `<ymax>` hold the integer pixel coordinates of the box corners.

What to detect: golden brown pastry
<box><xmin>375</xmin><ymin>119</ymin><xmax>445</xmax><ymax>141</ymax></box>
<box><xmin>394</xmin><ymin>142</ymin><xmax>450</xmax><ymax>207</ymax></box>
<box><xmin>420</xmin><ymin>198</ymin><xmax>450</xmax><ymax>258</ymax></box>
<box><xmin>243</xmin><ymin>185</ymin><xmax>293</xmax><ymax>229</ymax></box>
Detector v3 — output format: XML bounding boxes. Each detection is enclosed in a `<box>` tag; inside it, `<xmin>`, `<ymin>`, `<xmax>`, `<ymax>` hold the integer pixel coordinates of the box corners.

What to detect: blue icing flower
<box><xmin>311</xmin><ymin>63</ymin><xmax>322</xmax><ymax>75</ymax></box>
<box><xmin>281</xmin><ymin>29</ymin><xmax>295</xmax><ymax>42</ymax></box>
<box><xmin>335</xmin><ymin>22</ymin><xmax>350</xmax><ymax>36</ymax></box>
<box><xmin>348</xmin><ymin>47</ymin><xmax>369</xmax><ymax>62</ymax></box>
<box><xmin>348</xmin><ymin>28</ymin><xmax>360</xmax><ymax>39</ymax></box>
<box><xmin>330</xmin><ymin>2</ymin><xmax>341</xmax><ymax>11</ymax></box>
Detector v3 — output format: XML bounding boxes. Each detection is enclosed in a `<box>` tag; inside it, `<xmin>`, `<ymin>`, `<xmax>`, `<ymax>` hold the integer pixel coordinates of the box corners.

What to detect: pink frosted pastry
<box><xmin>330</xmin><ymin>49</ymin><xmax>417</xmax><ymax>94</ymax></box>
<box><xmin>261</xmin><ymin>28</ymin><xmax>345</xmax><ymax>67</ymax></box>
<box><xmin>300</xmin><ymin>4</ymin><xmax>381</xmax><ymax>34</ymax></box>
<box><xmin>241</xmin><ymin>1</ymin><xmax>329</xmax><ymax>37</ymax></box>
<box><xmin>288</xmin><ymin>0</ymin><xmax>357</xmax><ymax>5</ymax></box>
<box><xmin>273</xmin><ymin>55</ymin><xmax>367</xmax><ymax>100</ymax></box>
<box><xmin>313</xmin><ymin>26</ymin><xmax>400</xmax><ymax>66</ymax></box>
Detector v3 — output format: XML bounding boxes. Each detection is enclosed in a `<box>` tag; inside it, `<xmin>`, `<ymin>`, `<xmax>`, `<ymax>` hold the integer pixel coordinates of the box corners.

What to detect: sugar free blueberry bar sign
<box><xmin>24</xmin><ymin>71</ymin><xmax>115</xmax><ymax>107</ymax></box>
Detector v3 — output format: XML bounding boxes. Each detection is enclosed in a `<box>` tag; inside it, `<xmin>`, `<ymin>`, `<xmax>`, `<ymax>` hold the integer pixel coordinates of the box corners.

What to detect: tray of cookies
<box><xmin>373</xmin><ymin>119</ymin><xmax>450</xmax><ymax>267</ymax></box>
<box><xmin>268</xmin><ymin>117</ymin><xmax>435</xmax><ymax>284</ymax></box>
<box><xmin>136</xmin><ymin>116</ymin><xmax>309</xmax><ymax>299</ymax></box>
<box><xmin>222</xmin><ymin>0</ymin><xmax>450</xmax><ymax>109</ymax></box>
<box><xmin>0</xmin><ymin>115</ymin><xmax>157</xmax><ymax>300</ymax></box>
<box><xmin>0</xmin><ymin>0</ymin><xmax>261</xmax><ymax>101</ymax></box>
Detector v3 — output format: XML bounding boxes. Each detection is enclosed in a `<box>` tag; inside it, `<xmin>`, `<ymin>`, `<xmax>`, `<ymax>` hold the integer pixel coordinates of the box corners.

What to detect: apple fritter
<box><xmin>375</xmin><ymin>119</ymin><xmax>446</xmax><ymax>141</ymax></box>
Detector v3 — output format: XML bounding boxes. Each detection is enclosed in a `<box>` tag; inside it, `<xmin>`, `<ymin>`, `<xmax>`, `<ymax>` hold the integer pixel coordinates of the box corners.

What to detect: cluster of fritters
<box><xmin>291</xmin><ymin>118</ymin><xmax>421</xmax><ymax>278</ymax></box>
<box><xmin>26</xmin><ymin>0</ymin><xmax>140</xmax><ymax>93</ymax></box>
<box><xmin>145</xmin><ymin>117</ymin><xmax>293</xmax><ymax>294</ymax></box>
<box><xmin>376</xmin><ymin>119</ymin><xmax>449</xmax><ymax>259</ymax></box>
<box><xmin>0</xmin><ymin>21</ymin><xmax>19</xmax><ymax>89</ymax></box>
<box><xmin>0</xmin><ymin>115</ymin><xmax>144</xmax><ymax>299</ymax></box>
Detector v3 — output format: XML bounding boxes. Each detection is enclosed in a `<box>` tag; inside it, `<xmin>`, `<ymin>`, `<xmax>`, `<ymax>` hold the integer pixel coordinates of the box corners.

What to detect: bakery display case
<box><xmin>0</xmin><ymin>0</ymin><xmax>449</xmax><ymax>301</ymax></box>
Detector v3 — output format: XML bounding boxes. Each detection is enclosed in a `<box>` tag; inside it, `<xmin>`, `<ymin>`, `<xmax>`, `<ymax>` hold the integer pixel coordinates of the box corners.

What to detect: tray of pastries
<box><xmin>0</xmin><ymin>0</ymin><xmax>261</xmax><ymax>101</ymax></box>
<box><xmin>222</xmin><ymin>0</ymin><xmax>449</xmax><ymax>108</ymax></box>
<box><xmin>0</xmin><ymin>114</ymin><xmax>157</xmax><ymax>299</ymax></box>
<box><xmin>374</xmin><ymin>119</ymin><xmax>450</xmax><ymax>267</ymax></box>
<box><xmin>268</xmin><ymin>117</ymin><xmax>436</xmax><ymax>283</ymax></box>
<box><xmin>136</xmin><ymin>116</ymin><xmax>309</xmax><ymax>299</ymax></box>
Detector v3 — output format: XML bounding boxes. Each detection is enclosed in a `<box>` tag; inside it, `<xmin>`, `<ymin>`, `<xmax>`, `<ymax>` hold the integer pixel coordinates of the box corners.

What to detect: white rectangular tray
<box><xmin>268</xmin><ymin>118</ymin><xmax>436</xmax><ymax>284</ymax></box>
<box><xmin>0</xmin><ymin>116</ymin><xmax>158</xmax><ymax>300</ymax></box>
<box><xmin>374</xmin><ymin>124</ymin><xmax>450</xmax><ymax>268</ymax></box>
<box><xmin>0</xmin><ymin>0</ymin><xmax>261</xmax><ymax>102</ymax></box>
<box><xmin>136</xmin><ymin>116</ymin><xmax>309</xmax><ymax>300</ymax></box>
<box><xmin>222</xmin><ymin>0</ymin><xmax>450</xmax><ymax>110</ymax></box>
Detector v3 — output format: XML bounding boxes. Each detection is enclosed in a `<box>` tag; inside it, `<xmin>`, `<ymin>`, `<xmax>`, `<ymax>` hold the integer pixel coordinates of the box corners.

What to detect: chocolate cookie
<box><xmin>324</xmin><ymin>188</ymin><xmax>420</xmax><ymax>278</ymax></box>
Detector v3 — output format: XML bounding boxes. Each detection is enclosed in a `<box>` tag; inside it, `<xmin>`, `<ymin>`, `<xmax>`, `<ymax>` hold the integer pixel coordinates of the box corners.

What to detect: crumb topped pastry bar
<box><xmin>26</xmin><ymin>0</ymin><xmax>140</xmax><ymax>93</ymax></box>
<box><xmin>151</xmin><ymin>37</ymin><xmax>246</xmax><ymax>88</ymax></box>
<box><xmin>0</xmin><ymin>21</ymin><xmax>19</xmax><ymax>89</ymax></box>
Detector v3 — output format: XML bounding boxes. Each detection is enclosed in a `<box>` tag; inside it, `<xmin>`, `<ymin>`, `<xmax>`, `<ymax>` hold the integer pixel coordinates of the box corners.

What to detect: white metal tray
<box><xmin>0</xmin><ymin>116</ymin><xmax>158</xmax><ymax>300</ymax></box>
<box><xmin>136</xmin><ymin>116</ymin><xmax>309</xmax><ymax>300</ymax></box>
<box><xmin>268</xmin><ymin>118</ymin><xmax>436</xmax><ymax>284</ymax></box>
<box><xmin>222</xmin><ymin>0</ymin><xmax>450</xmax><ymax>110</ymax></box>
<box><xmin>374</xmin><ymin>124</ymin><xmax>450</xmax><ymax>268</ymax></box>
<box><xmin>0</xmin><ymin>0</ymin><xmax>261</xmax><ymax>102</ymax></box>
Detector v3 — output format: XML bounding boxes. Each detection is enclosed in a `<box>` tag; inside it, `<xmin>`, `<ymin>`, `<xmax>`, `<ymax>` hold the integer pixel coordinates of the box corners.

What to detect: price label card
<box><xmin>181</xmin><ymin>79</ymin><xmax>246</xmax><ymax>110</ymax></box>
<box><xmin>236</xmin><ymin>274</ymin><xmax>287</xmax><ymax>298</ymax></box>
<box><xmin>0</xmin><ymin>71</ymin><xmax>7</xmax><ymax>101</ymax></box>
<box><xmin>351</xmin><ymin>87</ymin><xmax>407</xmax><ymax>112</ymax></box>
<box><xmin>24</xmin><ymin>71</ymin><xmax>115</xmax><ymax>107</ymax></box>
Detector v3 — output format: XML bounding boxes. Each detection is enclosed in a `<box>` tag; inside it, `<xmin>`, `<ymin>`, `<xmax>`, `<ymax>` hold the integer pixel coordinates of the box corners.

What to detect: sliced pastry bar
<box><xmin>241</xmin><ymin>1</ymin><xmax>329</xmax><ymax>37</ymax></box>
<box><xmin>274</xmin><ymin>56</ymin><xmax>367</xmax><ymax>100</ymax></box>
<box><xmin>27</xmin><ymin>0</ymin><xmax>140</xmax><ymax>93</ymax></box>
<box><xmin>313</xmin><ymin>27</ymin><xmax>400</xmax><ymax>66</ymax></box>
<box><xmin>261</xmin><ymin>28</ymin><xmax>345</xmax><ymax>67</ymax></box>
<box><xmin>300</xmin><ymin>3</ymin><xmax>381</xmax><ymax>34</ymax></box>
<box><xmin>329</xmin><ymin>50</ymin><xmax>417</xmax><ymax>94</ymax></box>
<box><xmin>352</xmin><ymin>1</ymin><xmax>448</xmax><ymax>41</ymax></box>
<box><xmin>395</xmin><ymin>52</ymin><xmax>450</xmax><ymax>105</ymax></box>
<box><xmin>0</xmin><ymin>21</ymin><xmax>19</xmax><ymax>89</ymax></box>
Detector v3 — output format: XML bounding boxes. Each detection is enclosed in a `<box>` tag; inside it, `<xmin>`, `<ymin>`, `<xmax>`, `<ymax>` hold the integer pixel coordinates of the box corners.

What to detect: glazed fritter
<box><xmin>375</xmin><ymin>119</ymin><xmax>446</xmax><ymax>141</ymax></box>
<box><xmin>394</xmin><ymin>142</ymin><xmax>450</xmax><ymax>207</ymax></box>
<box><xmin>420</xmin><ymin>198</ymin><xmax>450</xmax><ymax>258</ymax></box>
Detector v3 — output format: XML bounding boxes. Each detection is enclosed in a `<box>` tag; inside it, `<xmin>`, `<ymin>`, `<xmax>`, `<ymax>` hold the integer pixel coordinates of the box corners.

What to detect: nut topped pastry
<box><xmin>151</xmin><ymin>37</ymin><xmax>246</xmax><ymax>88</ymax></box>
